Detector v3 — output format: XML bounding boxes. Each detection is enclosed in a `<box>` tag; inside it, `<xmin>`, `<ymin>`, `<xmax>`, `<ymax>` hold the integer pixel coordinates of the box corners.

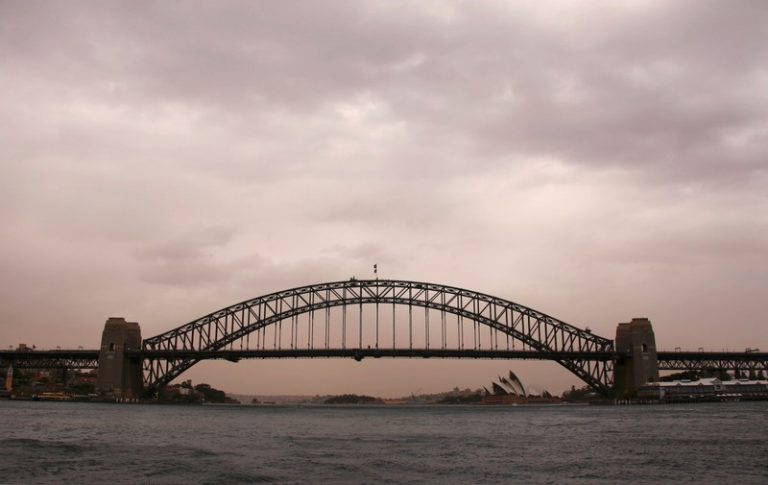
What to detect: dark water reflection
<box><xmin>1</xmin><ymin>401</ymin><xmax>766</xmax><ymax>484</ymax></box>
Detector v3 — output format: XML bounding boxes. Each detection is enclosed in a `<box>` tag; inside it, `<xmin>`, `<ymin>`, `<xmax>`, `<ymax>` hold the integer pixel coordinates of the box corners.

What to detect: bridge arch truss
<box><xmin>142</xmin><ymin>279</ymin><xmax>615</xmax><ymax>394</ymax></box>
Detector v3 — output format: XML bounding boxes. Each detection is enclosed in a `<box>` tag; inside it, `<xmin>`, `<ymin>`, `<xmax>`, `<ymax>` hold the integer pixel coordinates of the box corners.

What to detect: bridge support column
<box><xmin>96</xmin><ymin>318</ymin><xmax>143</xmax><ymax>399</ymax></box>
<box><xmin>613</xmin><ymin>318</ymin><xmax>659</xmax><ymax>399</ymax></box>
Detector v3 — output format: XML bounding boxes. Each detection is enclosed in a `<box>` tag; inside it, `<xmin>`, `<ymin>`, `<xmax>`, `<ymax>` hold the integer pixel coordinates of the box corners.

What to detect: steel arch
<box><xmin>142</xmin><ymin>279</ymin><xmax>615</xmax><ymax>394</ymax></box>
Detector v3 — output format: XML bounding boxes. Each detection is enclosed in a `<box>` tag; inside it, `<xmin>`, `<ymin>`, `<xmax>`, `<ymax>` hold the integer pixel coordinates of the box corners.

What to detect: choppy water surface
<box><xmin>1</xmin><ymin>401</ymin><xmax>766</xmax><ymax>484</ymax></box>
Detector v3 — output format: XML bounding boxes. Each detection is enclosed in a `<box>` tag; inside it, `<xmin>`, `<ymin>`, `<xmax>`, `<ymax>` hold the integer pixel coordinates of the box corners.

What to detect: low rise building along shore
<box><xmin>638</xmin><ymin>377</ymin><xmax>768</xmax><ymax>403</ymax></box>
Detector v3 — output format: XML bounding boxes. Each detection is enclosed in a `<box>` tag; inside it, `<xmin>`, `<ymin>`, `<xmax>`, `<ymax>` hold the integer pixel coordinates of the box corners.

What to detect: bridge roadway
<box><xmin>2</xmin><ymin>348</ymin><xmax>768</xmax><ymax>370</ymax></box>
<box><xmin>656</xmin><ymin>351</ymin><xmax>768</xmax><ymax>371</ymax></box>
<box><xmin>0</xmin><ymin>349</ymin><xmax>99</xmax><ymax>369</ymax></box>
<box><xmin>131</xmin><ymin>348</ymin><xmax>619</xmax><ymax>361</ymax></box>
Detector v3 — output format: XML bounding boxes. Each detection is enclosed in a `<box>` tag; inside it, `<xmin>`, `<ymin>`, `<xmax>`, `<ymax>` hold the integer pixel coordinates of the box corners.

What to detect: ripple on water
<box><xmin>0</xmin><ymin>401</ymin><xmax>767</xmax><ymax>484</ymax></box>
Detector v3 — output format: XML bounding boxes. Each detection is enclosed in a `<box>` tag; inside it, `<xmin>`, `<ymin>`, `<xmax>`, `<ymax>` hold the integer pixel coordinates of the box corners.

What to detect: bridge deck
<box><xmin>132</xmin><ymin>348</ymin><xmax>618</xmax><ymax>361</ymax></box>
<box><xmin>0</xmin><ymin>349</ymin><xmax>100</xmax><ymax>369</ymax></box>
<box><xmin>2</xmin><ymin>349</ymin><xmax>766</xmax><ymax>372</ymax></box>
<box><xmin>657</xmin><ymin>351</ymin><xmax>768</xmax><ymax>370</ymax></box>
<box><xmin>2</xmin><ymin>349</ymin><xmax>766</xmax><ymax>361</ymax></box>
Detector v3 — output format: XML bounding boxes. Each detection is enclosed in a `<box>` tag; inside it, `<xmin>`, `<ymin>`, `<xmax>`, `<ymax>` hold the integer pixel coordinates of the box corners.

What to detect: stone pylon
<box><xmin>96</xmin><ymin>317</ymin><xmax>143</xmax><ymax>399</ymax></box>
<box><xmin>613</xmin><ymin>317</ymin><xmax>659</xmax><ymax>398</ymax></box>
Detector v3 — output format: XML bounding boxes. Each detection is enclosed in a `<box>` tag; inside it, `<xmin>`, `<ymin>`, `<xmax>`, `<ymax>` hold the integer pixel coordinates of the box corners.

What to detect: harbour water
<box><xmin>1</xmin><ymin>401</ymin><xmax>766</xmax><ymax>484</ymax></box>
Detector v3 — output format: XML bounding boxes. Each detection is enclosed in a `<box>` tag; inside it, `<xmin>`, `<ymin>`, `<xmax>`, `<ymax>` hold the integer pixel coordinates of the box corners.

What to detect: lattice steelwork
<box><xmin>657</xmin><ymin>352</ymin><xmax>768</xmax><ymax>372</ymax></box>
<box><xmin>0</xmin><ymin>350</ymin><xmax>100</xmax><ymax>369</ymax></box>
<box><xmin>143</xmin><ymin>279</ymin><xmax>615</xmax><ymax>394</ymax></box>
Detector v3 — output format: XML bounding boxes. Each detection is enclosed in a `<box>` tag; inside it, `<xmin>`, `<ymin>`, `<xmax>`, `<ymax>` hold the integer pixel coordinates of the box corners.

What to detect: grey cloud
<box><xmin>322</xmin><ymin>242</ymin><xmax>396</xmax><ymax>267</ymax></box>
<box><xmin>135</xmin><ymin>227</ymin><xmax>237</xmax><ymax>262</ymax></box>
<box><xmin>133</xmin><ymin>227</ymin><xmax>240</xmax><ymax>286</ymax></box>
<box><xmin>5</xmin><ymin>1</ymin><xmax>766</xmax><ymax>187</ymax></box>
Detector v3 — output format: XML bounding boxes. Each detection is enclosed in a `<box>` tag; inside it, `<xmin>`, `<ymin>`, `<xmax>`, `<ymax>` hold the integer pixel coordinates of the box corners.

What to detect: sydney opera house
<box><xmin>482</xmin><ymin>371</ymin><xmax>561</xmax><ymax>405</ymax></box>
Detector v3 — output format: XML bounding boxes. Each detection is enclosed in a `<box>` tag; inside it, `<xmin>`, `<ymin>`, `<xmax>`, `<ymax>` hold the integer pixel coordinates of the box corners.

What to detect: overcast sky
<box><xmin>1</xmin><ymin>0</ymin><xmax>766</xmax><ymax>396</ymax></box>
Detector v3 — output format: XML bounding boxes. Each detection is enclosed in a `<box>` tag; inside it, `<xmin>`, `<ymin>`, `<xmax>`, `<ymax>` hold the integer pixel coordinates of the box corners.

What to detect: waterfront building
<box><xmin>638</xmin><ymin>377</ymin><xmax>768</xmax><ymax>402</ymax></box>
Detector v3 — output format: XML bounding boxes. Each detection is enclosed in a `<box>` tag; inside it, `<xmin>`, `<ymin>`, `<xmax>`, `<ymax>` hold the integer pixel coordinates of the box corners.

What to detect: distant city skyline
<box><xmin>1</xmin><ymin>0</ymin><xmax>766</xmax><ymax>396</ymax></box>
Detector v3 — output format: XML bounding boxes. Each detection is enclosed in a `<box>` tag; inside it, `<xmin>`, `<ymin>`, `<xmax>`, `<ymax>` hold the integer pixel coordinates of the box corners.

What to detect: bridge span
<box><xmin>1</xmin><ymin>279</ymin><xmax>766</xmax><ymax>399</ymax></box>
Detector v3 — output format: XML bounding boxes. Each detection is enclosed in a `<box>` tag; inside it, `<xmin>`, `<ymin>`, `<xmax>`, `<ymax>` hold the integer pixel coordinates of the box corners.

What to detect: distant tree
<box><xmin>703</xmin><ymin>368</ymin><xmax>735</xmax><ymax>381</ymax></box>
<box><xmin>660</xmin><ymin>371</ymin><xmax>699</xmax><ymax>382</ymax></box>
<box><xmin>194</xmin><ymin>383</ymin><xmax>229</xmax><ymax>403</ymax></box>
<box><xmin>561</xmin><ymin>385</ymin><xmax>596</xmax><ymax>401</ymax></box>
<box><xmin>437</xmin><ymin>393</ymin><xmax>483</xmax><ymax>404</ymax></box>
<box><xmin>324</xmin><ymin>394</ymin><xmax>383</xmax><ymax>404</ymax></box>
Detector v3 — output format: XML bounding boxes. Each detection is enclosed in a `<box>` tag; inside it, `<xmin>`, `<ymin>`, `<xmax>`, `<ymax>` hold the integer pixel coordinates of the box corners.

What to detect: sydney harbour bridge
<box><xmin>2</xmin><ymin>279</ymin><xmax>766</xmax><ymax>399</ymax></box>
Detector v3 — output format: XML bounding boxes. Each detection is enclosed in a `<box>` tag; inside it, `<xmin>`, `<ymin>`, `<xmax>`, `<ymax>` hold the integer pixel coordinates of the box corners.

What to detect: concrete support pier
<box><xmin>96</xmin><ymin>317</ymin><xmax>143</xmax><ymax>399</ymax></box>
<box><xmin>613</xmin><ymin>318</ymin><xmax>659</xmax><ymax>398</ymax></box>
